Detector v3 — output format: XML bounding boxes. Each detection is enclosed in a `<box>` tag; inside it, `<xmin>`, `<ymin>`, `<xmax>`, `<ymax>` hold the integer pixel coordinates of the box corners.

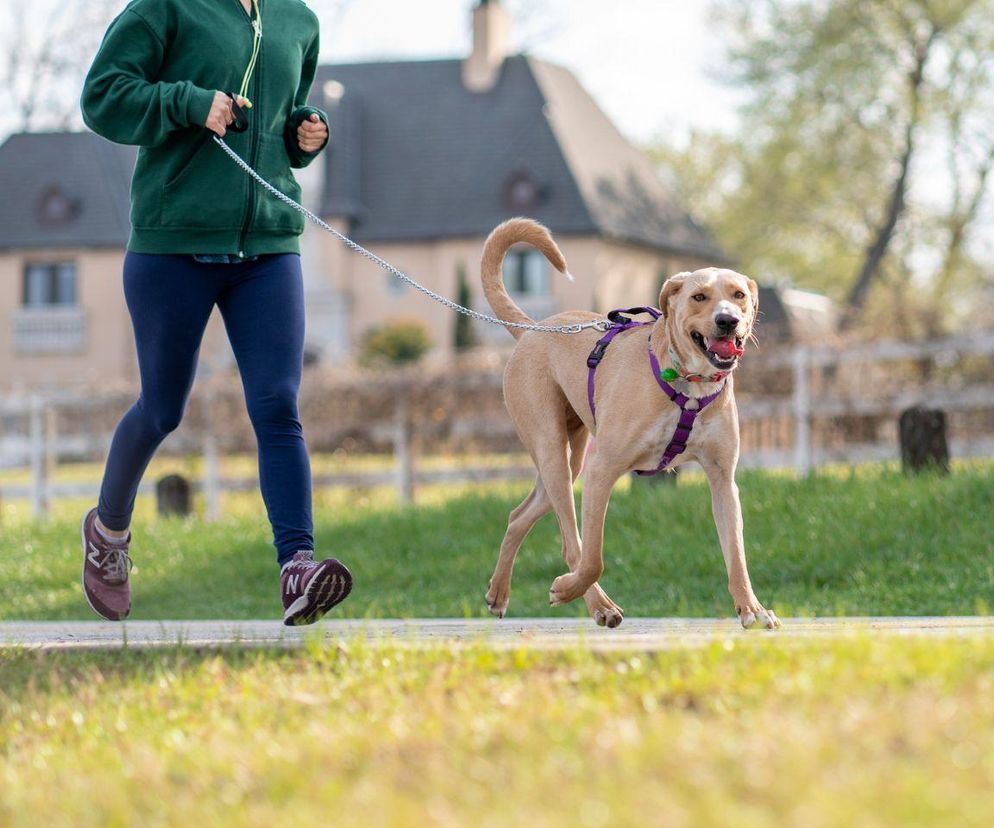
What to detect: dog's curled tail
<box><xmin>480</xmin><ymin>218</ymin><xmax>570</xmax><ymax>340</ymax></box>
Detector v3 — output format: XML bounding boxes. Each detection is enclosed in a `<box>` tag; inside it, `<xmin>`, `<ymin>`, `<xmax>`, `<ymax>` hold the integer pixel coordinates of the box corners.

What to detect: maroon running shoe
<box><xmin>80</xmin><ymin>508</ymin><xmax>133</xmax><ymax>621</ymax></box>
<box><xmin>281</xmin><ymin>550</ymin><xmax>352</xmax><ymax>626</ymax></box>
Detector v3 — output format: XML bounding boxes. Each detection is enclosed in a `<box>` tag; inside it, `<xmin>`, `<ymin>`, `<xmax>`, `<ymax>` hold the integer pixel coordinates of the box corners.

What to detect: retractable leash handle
<box><xmin>226</xmin><ymin>93</ymin><xmax>249</xmax><ymax>133</ymax></box>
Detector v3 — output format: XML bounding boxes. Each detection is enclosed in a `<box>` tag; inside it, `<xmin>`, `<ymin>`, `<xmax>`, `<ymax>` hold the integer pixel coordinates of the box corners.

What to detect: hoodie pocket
<box><xmin>160</xmin><ymin>134</ymin><xmax>245</xmax><ymax>228</ymax></box>
<box><xmin>251</xmin><ymin>133</ymin><xmax>305</xmax><ymax>234</ymax></box>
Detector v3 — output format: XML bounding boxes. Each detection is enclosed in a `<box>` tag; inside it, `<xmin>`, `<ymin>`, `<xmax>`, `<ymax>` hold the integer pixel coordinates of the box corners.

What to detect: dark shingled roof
<box><xmin>0</xmin><ymin>56</ymin><xmax>724</xmax><ymax>261</ymax></box>
<box><xmin>314</xmin><ymin>56</ymin><xmax>725</xmax><ymax>260</ymax></box>
<box><xmin>0</xmin><ymin>131</ymin><xmax>136</xmax><ymax>250</ymax></box>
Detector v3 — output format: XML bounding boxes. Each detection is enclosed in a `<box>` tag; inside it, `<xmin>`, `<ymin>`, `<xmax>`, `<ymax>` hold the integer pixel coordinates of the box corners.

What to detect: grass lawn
<box><xmin>1</xmin><ymin>462</ymin><xmax>991</xmax><ymax>621</ymax></box>
<box><xmin>1</xmin><ymin>636</ymin><xmax>993</xmax><ymax>826</ymax></box>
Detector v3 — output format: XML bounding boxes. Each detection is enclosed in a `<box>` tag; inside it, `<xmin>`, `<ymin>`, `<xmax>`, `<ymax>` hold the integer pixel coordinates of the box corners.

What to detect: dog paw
<box><xmin>485</xmin><ymin>585</ymin><xmax>509</xmax><ymax>619</ymax></box>
<box><xmin>593</xmin><ymin>605</ymin><xmax>624</xmax><ymax>628</ymax></box>
<box><xmin>585</xmin><ymin>587</ymin><xmax>624</xmax><ymax>628</ymax></box>
<box><xmin>736</xmin><ymin>601</ymin><xmax>781</xmax><ymax>630</ymax></box>
<box><xmin>549</xmin><ymin>572</ymin><xmax>592</xmax><ymax>606</ymax></box>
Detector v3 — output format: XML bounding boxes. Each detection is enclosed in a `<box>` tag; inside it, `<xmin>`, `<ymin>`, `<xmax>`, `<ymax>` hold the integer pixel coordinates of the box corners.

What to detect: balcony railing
<box><xmin>11</xmin><ymin>306</ymin><xmax>87</xmax><ymax>354</ymax></box>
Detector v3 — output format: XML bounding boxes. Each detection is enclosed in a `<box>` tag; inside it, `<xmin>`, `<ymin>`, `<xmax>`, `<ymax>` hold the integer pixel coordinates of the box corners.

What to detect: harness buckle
<box><xmin>587</xmin><ymin>340</ymin><xmax>610</xmax><ymax>368</ymax></box>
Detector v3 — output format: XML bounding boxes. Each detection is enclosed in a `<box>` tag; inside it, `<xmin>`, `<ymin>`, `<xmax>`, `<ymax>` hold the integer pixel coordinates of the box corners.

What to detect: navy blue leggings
<box><xmin>98</xmin><ymin>252</ymin><xmax>312</xmax><ymax>566</ymax></box>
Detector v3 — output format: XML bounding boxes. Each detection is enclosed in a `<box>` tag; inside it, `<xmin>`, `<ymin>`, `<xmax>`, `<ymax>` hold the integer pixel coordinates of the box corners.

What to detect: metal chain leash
<box><xmin>212</xmin><ymin>136</ymin><xmax>610</xmax><ymax>335</ymax></box>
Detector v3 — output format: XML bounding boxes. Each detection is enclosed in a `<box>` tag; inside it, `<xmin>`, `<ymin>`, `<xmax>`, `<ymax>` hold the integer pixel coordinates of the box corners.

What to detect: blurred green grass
<box><xmin>1</xmin><ymin>462</ymin><xmax>991</xmax><ymax>621</ymax></box>
<box><xmin>2</xmin><ymin>636</ymin><xmax>994</xmax><ymax>827</ymax></box>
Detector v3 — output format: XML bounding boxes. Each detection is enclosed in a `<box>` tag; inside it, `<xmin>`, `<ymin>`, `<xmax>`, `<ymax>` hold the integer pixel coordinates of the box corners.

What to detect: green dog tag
<box><xmin>660</xmin><ymin>367</ymin><xmax>679</xmax><ymax>381</ymax></box>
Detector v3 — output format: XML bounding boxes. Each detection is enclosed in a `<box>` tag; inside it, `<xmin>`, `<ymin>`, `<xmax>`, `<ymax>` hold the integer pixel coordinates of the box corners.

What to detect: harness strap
<box><xmin>586</xmin><ymin>307</ymin><xmax>660</xmax><ymax>420</ymax></box>
<box><xmin>585</xmin><ymin>310</ymin><xmax>725</xmax><ymax>475</ymax></box>
<box><xmin>639</xmin><ymin>348</ymin><xmax>724</xmax><ymax>475</ymax></box>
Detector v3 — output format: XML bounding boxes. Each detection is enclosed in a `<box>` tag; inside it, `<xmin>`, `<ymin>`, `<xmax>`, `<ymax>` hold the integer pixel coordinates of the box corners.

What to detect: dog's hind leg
<box><xmin>548</xmin><ymin>446</ymin><xmax>627</xmax><ymax>610</ymax></box>
<box><xmin>486</xmin><ymin>403</ymin><xmax>583</xmax><ymax>618</ymax></box>
<box><xmin>565</xmin><ymin>426</ymin><xmax>624</xmax><ymax>628</ymax></box>
<box><xmin>486</xmin><ymin>476</ymin><xmax>552</xmax><ymax>618</ymax></box>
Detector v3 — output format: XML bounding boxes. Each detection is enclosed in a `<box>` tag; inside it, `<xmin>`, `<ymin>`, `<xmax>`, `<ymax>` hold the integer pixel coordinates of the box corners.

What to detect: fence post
<box><xmin>203</xmin><ymin>431</ymin><xmax>220</xmax><ymax>522</ymax></box>
<box><xmin>200</xmin><ymin>361</ymin><xmax>221</xmax><ymax>522</ymax></box>
<box><xmin>394</xmin><ymin>389</ymin><xmax>414</xmax><ymax>504</ymax></box>
<box><xmin>29</xmin><ymin>395</ymin><xmax>49</xmax><ymax>519</ymax></box>
<box><xmin>899</xmin><ymin>407</ymin><xmax>949</xmax><ymax>474</ymax></box>
<box><xmin>157</xmin><ymin>474</ymin><xmax>193</xmax><ymax>517</ymax></box>
<box><xmin>45</xmin><ymin>403</ymin><xmax>58</xmax><ymax>490</ymax></box>
<box><xmin>792</xmin><ymin>347</ymin><xmax>813</xmax><ymax>476</ymax></box>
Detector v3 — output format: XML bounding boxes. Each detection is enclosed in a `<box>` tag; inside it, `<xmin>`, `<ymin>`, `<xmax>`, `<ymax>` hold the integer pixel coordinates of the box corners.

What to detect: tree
<box><xmin>0</xmin><ymin>0</ymin><xmax>122</xmax><ymax>137</ymax></box>
<box><xmin>453</xmin><ymin>264</ymin><xmax>479</xmax><ymax>351</ymax></box>
<box><xmin>655</xmin><ymin>0</ymin><xmax>994</xmax><ymax>333</ymax></box>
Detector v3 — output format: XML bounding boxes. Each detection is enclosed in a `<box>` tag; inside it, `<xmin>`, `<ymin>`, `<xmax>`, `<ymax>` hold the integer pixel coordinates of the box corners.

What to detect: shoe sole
<box><xmin>283</xmin><ymin>560</ymin><xmax>353</xmax><ymax>626</ymax></box>
<box><xmin>80</xmin><ymin>509</ymin><xmax>130</xmax><ymax>622</ymax></box>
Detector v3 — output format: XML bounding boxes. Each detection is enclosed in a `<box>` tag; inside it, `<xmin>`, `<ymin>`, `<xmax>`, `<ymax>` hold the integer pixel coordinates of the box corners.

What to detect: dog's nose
<box><xmin>714</xmin><ymin>312</ymin><xmax>740</xmax><ymax>333</ymax></box>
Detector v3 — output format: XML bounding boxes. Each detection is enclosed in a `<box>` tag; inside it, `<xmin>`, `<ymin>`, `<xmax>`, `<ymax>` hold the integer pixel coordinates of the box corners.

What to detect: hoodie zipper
<box><xmin>235</xmin><ymin>0</ymin><xmax>262</xmax><ymax>257</ymax></box>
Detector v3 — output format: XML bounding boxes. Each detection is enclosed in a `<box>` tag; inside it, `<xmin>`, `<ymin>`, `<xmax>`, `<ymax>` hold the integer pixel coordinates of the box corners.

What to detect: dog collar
<box><xmin>661</xmin><ymin>346</ymin><xmax>728</xmax><ymax>384</ymax></box>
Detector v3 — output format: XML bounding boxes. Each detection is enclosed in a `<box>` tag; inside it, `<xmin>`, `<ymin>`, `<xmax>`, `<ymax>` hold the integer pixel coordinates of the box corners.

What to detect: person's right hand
<box><xmin>205</xmin><ymin>92</ymin><xmax>248</xmax><ymax>136</ymax></box>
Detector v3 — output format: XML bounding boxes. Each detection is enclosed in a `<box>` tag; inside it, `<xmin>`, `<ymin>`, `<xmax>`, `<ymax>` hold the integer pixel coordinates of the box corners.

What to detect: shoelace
<box><xmin>102</xmin><ymin>547</ymin><xmax>134</xmax><ymax>584</ymax></box>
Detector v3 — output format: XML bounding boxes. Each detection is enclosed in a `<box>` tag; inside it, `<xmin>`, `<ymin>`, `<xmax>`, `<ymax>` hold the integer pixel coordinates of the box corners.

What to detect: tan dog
<box><xmin>480</xmin><ymin>218</ymin><xmax>780</xmax><ymax>630</ymax></box>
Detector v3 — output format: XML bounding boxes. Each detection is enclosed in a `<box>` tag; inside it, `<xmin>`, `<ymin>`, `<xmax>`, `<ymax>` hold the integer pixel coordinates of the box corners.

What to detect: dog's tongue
<box><xmin>707</xmin><ymin>336</ymin><xmax>744</xmax><ymax>360</ymax></box>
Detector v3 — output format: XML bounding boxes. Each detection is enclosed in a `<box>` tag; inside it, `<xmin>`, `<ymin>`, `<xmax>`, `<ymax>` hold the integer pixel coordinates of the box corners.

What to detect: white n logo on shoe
<box><xmin>286</xmin><ymin>574</ymin><xmax>300</xmax><ymax>594</ymax></box>
<box><xmin>87</xmin><ymin>543</ymin><xmax>103</xmax><ymax>569</ymax></box>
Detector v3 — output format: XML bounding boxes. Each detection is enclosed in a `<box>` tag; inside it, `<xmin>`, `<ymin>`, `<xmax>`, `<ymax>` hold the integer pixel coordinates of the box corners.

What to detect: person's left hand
<box><xmin>297</xmin><ymin>113</ymin><xmax>328</xmax><ymax>153</ymax></box>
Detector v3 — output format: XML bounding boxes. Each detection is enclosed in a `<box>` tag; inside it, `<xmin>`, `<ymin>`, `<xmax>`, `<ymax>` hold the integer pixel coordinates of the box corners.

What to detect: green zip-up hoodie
<box><xmin>81</xmin><ymin>0</ymin><xmax>328</xmax><ymax>257</ymax></box>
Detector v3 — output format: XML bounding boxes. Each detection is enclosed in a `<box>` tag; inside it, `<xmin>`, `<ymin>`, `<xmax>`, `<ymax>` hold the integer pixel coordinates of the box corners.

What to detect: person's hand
<box><xmin>297</xmin><ymin>113</ymin><xmax>328</xmax><ymax>153</ymax></box>
<box><xmin>205</xmin><ymin>92</ymin><xmax>248</xmax><ymax>136</ymax></box>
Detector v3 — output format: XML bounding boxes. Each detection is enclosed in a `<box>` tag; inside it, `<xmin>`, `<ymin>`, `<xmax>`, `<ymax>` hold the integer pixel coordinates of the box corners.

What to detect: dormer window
<box><xmin>503</xmin><ymin>170</ymin><xmax>541</xmax><ymax>213</ymax></box>
<box><xmin>37</xmin><ymin>186</ymin><xmax>79</xmax><ymax>226</ymax></box>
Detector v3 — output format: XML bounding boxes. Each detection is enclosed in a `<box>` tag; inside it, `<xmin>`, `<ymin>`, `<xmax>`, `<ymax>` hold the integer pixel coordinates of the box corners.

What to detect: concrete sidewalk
<box><xmin>2</xmin><ymin>616</ymin><xmax>993</xmax><ymax>651</ymax></box>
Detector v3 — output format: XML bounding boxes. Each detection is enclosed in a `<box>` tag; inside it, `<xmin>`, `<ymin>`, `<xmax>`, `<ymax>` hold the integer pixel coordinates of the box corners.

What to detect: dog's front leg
<box><xmin>548</xmin><ymin>458</ymin><xmax>619</xmax><ymax>607</ymax></box>
<box><xmin>700</xmin><ymin>456</ymin><xmax>780</xmax><ymax>630</ymax></box>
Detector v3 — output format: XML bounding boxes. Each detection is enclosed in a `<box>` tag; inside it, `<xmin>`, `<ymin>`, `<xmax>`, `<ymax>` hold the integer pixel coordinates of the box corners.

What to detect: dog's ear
<box><xmin>659</xmin><ymin>272</ymin><xmax>691</xmax><ymax>319</ymax></box>
<box><xmin>746</xmin><ymin>277</ymin><xmax>760</xmax><ymax>322</ymax></box>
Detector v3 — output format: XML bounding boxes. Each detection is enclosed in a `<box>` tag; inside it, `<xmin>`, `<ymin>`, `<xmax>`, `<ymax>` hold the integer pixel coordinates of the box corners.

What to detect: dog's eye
<box><xmin>692</xmin><ymin>293</ymin><xmax>707</xmax><ymax>302</ymax></box>
<box><xmin>734</xmin><ymin>290</ymin><xmax>746</xmax><ymax>300</ymax></box>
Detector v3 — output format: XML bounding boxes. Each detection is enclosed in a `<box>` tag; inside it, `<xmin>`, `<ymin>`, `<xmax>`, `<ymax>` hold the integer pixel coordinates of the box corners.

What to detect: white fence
<box><xmin>735</xmin><ymin>332</ymin><xmax>994</xmax><ymax>471</ymax></box>
<box><xmin>2</xmin><ymin>332</ymin><xmax>993</xmax><ymax>518</ymax></box>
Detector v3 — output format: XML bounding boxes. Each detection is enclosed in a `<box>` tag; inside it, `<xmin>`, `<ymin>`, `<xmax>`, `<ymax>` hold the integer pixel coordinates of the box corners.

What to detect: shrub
<box><xmin>359</xmin><ymin>319</ymin><xmax>432</xmax><ymax>366</ymax></box>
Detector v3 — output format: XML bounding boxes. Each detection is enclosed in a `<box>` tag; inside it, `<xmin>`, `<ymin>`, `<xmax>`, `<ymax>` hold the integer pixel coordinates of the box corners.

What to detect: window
<box><xmin>503</xmin><ymin>171</ymin><xmax>542</xmax><ymax>213</ymax></box>
<box><xmin>385</xmin><ymin>271</ymin><xmax>407</xmax><ymax>295</ymax></box>
<box><xmin>502</xmin><ymin>249</ymin><xmax>549</xmax><ymax>296</ymax></box>
<box><xmin>23</xmin><ymin>262</ymin><xmax>77</xmax><ymax>307</ymax></box>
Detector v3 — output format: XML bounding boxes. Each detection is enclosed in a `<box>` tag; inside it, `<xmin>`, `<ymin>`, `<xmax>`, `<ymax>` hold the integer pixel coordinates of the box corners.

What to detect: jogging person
<box><xmin>78</xmin><ymin>0</ymin><xmax>352</xmax><ymax>624</ymax></box>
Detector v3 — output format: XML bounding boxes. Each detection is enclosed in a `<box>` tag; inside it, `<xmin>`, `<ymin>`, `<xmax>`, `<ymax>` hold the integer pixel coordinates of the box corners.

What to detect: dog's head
<box><xmin>658</xmin><ymin>267</ymin><xmax>759</xmax><ymax>375</ymax></box>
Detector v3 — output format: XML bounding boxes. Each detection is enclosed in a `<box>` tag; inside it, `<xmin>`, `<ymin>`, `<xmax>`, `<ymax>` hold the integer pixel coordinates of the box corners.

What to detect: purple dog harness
<box><xmin>586</xmin><ymin>307</ymin><xmax>726</xmax><ymax>476</ymax></box>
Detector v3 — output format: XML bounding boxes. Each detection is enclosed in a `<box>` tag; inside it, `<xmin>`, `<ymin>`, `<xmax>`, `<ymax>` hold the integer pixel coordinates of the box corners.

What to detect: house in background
<box><xmin>0</xmin><ymin>0</ymin><xmax>726</xmax><ymax>392</ymax></box>
<box><xmin>0</xmin><ymin>132</ymin><xmax>138</xmax><ymax>393</ymax></box>
<box><xmin>305</xmin><ymin>0</ymin><xmax>726</xmax><ymax>354</ymax></box>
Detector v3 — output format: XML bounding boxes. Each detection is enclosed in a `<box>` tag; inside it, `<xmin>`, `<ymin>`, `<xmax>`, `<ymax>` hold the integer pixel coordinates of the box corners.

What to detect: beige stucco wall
<box><xmin>0</xmin><ymin>233</ymin><xmax>718</xmax><ymax>391</ymax></box>
<box><xmin>0</xmin><ymin>249</ymin><xmax>131</xmax><ymax>392</ymax></box>
<box><xmin>309</xmin><ymin>228</ymin><xmax>716</xmax><ymax>356</ymax></box>
<box><xmin>0</xmin><ymin>249</ymin><xmax>230</xmax><ymax>393</ymax></box>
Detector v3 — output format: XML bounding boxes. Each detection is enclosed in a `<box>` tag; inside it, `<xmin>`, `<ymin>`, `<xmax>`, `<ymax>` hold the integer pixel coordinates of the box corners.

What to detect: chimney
<box><xmin>462</xmin><ymin>0</ymin><xmax>511</xmax><ymax>93</ymax></box>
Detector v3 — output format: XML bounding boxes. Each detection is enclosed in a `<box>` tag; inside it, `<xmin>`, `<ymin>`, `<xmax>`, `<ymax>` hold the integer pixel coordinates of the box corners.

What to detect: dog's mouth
<box><xmin>691</xmin><ymin>331</ymin><xmax>744</xmax><ymax>370</ymax></box>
